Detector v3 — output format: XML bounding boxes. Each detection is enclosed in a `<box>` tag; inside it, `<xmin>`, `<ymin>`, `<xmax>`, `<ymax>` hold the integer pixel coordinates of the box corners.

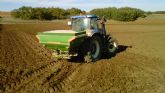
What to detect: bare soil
<box><xmin>0</xmin><ymin>14</ymin><xmax>165</xmax><ymax>93</ymax></box>
<box><xmin>0</xmin><ymin>12</ymin><xmax>11</xmax><ymax>18</ymax></box>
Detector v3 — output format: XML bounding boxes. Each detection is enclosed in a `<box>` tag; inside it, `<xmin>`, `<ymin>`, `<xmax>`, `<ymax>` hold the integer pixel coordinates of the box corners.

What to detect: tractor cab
<box><xmin>68</xmin><ymin>15</ymin><xmax>101</xmax><ymax>36</ymax></box>
<box><xmin>68</xmin><ymin>15</ymin><xmax>107</xmax><ymax>37</ymax></box>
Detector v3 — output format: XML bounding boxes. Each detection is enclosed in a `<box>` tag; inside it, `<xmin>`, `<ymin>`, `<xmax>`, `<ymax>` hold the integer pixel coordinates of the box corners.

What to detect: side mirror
<box><xmin>67</xmin><ymin>21</ymin><xmax>72</xmax><ymax>26</ymax></box>
<box><xmin>101</xmin><ymin>16</ymin><xmax>106</xmax><ymax>23</ymax></box>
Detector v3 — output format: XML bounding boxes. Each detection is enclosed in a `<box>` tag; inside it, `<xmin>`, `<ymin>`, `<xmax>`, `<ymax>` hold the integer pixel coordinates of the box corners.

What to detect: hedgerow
<box><xmin>90</xmin><ymin>7</ymin><xmax>146</xmax><ymax>21</ymax></box>
<box><xmin>11</xmin><ymin>6</ymin><xmax>82</xmax><ymax>20</ymax></box>
<box><xmin>12</xmin><ymin>6</ymin><xmax>146</xmax><ymax>21</ymax></box>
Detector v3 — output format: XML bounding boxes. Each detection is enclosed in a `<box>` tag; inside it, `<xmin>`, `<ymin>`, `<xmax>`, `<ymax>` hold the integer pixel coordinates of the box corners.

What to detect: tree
<box><xmin>11</xmin><ymin>6</ymin><xmax>76</xmax><ymax>20</ymax></box>
<box><xmin>66</xmin><ymin>8</ymin><xmax>82</xmax><ymax>16</ymax></box>
<box><xmin>49</xmin><ymin>7</ymin><xmax>67</xmax><ymax>19</ymax></box>
<box><xmin>90</xmin><ymin>7</ymin><xmax>146</xmax><ymax>21</ymax></box>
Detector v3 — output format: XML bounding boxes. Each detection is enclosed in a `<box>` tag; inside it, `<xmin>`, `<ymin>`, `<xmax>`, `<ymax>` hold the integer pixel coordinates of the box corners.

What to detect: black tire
<box><xmin>107</xmin><ymin>37</ymin><xmax>118</xmax><ymax>56</ymax></box>
<box><xmin>84</xmin><ymin>35</ymin><xmax>103</xmax><ymax>63</ymax></box>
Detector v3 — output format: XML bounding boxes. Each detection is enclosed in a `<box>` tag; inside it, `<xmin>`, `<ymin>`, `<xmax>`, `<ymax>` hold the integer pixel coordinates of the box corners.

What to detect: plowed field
<box><xmin>1</xmin><ymin>14</ymin><xmax>165</xmax><ymax>93</ymax></box>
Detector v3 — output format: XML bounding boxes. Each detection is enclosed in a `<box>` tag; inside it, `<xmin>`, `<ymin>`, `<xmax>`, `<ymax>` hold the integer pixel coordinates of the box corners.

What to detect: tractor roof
<box><xmin>71</xmin><ymin>15</ymin><xmax>99</xmax><ymax>19</ymax></box>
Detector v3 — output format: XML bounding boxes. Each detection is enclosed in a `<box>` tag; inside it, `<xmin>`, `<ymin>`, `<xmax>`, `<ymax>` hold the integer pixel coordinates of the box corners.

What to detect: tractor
<box><xmin>36</xmin><ymin>15</ymin><xmax>118</xmax><ymax>62</ymax></box>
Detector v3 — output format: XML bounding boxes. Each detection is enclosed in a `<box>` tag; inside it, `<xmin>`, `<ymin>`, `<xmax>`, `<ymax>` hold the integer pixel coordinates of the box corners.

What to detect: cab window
<box><xmin>90</xmin><ymin>18</ymin><xmax>98</xmax><ymax>31</ymax></box>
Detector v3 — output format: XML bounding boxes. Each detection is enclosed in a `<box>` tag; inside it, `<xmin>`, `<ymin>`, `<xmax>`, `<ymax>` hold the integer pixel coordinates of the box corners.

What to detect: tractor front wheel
<box><xmin>107</xmin><ymin>37</ymin><xmax>118</xmax><ymax>56</ymax></box>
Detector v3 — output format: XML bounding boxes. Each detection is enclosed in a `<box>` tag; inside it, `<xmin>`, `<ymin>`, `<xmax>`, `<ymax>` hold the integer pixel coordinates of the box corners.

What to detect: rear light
<box><xmin>68</xmin><ymin>36</ymin><xmax>76</xmax><ymax>42</ymax></box>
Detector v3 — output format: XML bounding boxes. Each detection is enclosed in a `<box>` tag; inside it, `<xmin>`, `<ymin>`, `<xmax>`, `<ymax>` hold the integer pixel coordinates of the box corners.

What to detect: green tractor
<box><xmin>36</xmin><ymin>15</ymin><xmax>118</xmax><ymax>62</ymax></box>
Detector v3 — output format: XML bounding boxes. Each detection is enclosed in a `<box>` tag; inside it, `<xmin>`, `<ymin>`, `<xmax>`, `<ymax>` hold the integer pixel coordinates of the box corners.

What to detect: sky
<box><xmin>0</xmin><ymin>0</ymin><xmax>165</xmax><ymax>12</ymax></box>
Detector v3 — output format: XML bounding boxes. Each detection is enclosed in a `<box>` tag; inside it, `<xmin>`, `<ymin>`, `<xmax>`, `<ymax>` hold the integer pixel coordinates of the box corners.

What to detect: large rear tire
<box><xmin>84</xmin><ymin>35</ymin><xmax>102</xmax><ymax>63</ymax></box>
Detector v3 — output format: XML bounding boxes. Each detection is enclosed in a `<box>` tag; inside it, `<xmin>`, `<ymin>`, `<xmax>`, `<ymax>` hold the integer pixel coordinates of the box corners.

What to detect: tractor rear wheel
<box><xmin>84</xmin><ymin>35</ymin><xmax>102</xmax><ymax>63</ymax></box>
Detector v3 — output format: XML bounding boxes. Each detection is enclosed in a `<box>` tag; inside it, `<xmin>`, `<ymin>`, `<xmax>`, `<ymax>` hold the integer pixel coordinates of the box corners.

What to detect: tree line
<box><xmin>152</xmin><ymin>11</ymin><xmax>165</xmax><ymax>14</ymax></box>
<box><xmin>11</xmin><ymin>6</ymin><xmax>84</xmax><ymax>20</ymax></box>
<box><xmin>12</xmin><ymin>6</ymin><xmax>147</xmax><ymax>21</ymax></box>
<box><xmin>90</xmin><ymin>7</ymin><xmax>146</xmax><ymax>21</ymax></box>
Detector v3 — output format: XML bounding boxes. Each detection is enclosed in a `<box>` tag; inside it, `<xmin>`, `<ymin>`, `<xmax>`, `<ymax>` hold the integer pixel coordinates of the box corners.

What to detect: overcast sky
<box><xmin>0</xmin><ymin>0</ymin><xmax>165</xmax><ymax>12</ymax></box>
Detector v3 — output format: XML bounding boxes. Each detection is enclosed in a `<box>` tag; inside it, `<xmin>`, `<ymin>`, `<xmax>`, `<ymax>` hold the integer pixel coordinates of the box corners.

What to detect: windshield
<box><xmin>72</xmin><ymin>18</ymin><xmax>90</xmax><ymax>31</ymax></box>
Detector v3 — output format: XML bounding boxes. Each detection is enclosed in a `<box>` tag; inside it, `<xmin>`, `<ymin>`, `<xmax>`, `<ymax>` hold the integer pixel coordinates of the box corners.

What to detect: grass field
<box><xmin>0</xmin><ymin>14</ymin><xmax>165</xmax><ymax>93</ymax></box>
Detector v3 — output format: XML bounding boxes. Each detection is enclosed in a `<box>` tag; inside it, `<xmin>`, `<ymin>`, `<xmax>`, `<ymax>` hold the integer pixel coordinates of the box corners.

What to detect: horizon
<box><xmin>0</xmin><ymin>0</ymin><xmax>165</xmax><ymax>12</ymax></box>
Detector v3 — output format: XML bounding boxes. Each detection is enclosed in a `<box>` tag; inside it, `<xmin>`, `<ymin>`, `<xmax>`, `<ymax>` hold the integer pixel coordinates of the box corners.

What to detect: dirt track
<box><xmin>1</xmin><ymin>14</ymin><xmax>165</xmax><ymax>93</ymax></box>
